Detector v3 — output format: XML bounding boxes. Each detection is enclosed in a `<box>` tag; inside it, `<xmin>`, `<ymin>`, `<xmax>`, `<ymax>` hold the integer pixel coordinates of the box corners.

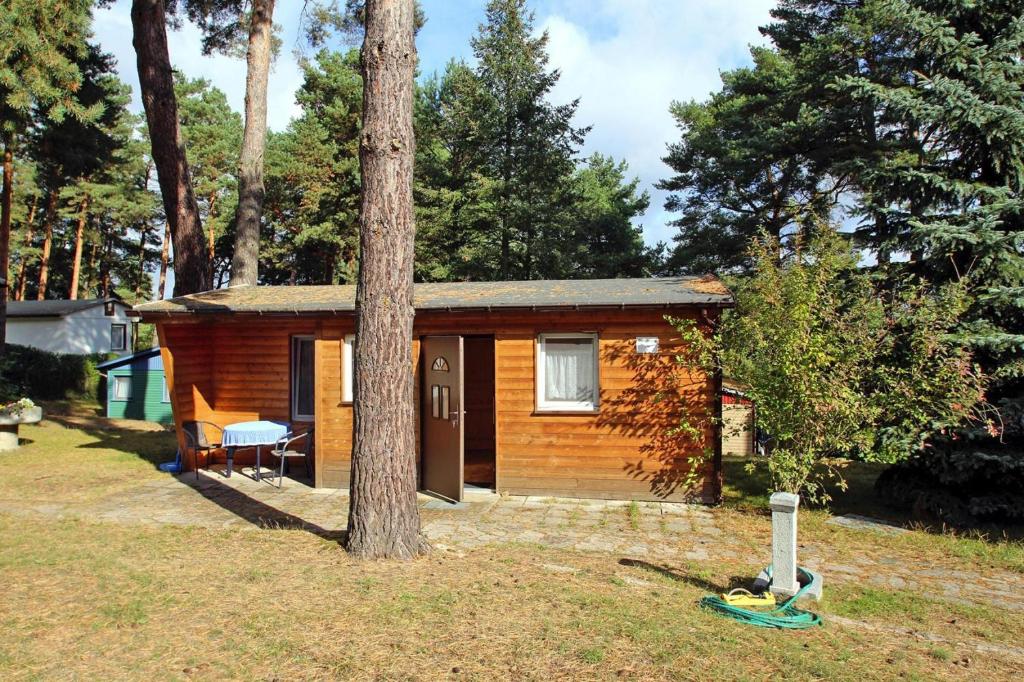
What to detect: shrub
<box><xmin>674</xmin><ymin>230</ymin><xmax>987</xmax><ymax>503</ymax></box>
<box><xmin>0</xmin><ymin>344</ymin><xmax>107</xmax><ymax>402</ymax></box>
<box><xmin>876</xmin><ymin>398</ymin><xmax>1024</xmax><ymax>525</ymax></box>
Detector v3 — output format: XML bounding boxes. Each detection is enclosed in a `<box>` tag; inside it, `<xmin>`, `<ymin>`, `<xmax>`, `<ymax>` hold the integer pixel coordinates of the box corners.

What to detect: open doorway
<box><xmin>463</xmin><ymin>336</ymin><xmax>495</xmax><ymax>489</ymax></box>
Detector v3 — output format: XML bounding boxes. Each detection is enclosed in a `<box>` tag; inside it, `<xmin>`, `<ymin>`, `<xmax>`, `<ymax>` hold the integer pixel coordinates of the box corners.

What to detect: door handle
<box><xmin>449</xmin><ymin>410</ymin><xmax>460</xmax><ymax>427</ymax></box>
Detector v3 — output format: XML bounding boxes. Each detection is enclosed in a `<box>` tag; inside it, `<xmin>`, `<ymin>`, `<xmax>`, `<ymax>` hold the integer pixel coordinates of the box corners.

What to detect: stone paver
<box><xmin>1</xmin><ymin>468</ymin><xmax>1022</xmax><ymax>613</ymax></box>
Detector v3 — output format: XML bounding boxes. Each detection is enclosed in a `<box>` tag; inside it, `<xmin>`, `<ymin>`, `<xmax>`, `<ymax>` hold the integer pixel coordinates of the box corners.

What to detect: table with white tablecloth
<box><xmin>221</xmin><ymin>420</ymin><xmax>290</xmax><ymax>480</ymax></box>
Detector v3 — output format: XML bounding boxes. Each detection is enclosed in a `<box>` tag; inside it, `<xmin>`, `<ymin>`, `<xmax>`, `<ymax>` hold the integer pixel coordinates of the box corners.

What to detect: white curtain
<box><xmin>544</xmin><ymin>338</ymin><xmax>594</xmax><ymax>402</ymax></box>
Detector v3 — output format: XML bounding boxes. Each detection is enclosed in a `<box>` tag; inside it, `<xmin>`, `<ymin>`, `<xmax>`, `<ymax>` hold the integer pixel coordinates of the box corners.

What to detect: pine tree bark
<box><xmin>68</xmin><ymin>195</ymin><xmax>88</xmax><ymax>300</ymax></box>
<box><xmin>36</xmin><ymin>189</ymin><xmax>57</xmax><ymax>301</ymax></box>
<box><xmin>131</xmin><ymin>0</ymin><xmax>210</xmax><ymax>296</ymax></box>
<box><xmin>15</xmin><ymin>193</ymin><xmax>38</xmax><ymax>301</ymax></box>
<box><xmin>0</xmin><ymin>142</ymin><xmax>13</xmax><ymax>352</ymax></box>
<box><xmin>346</xmin><ymin>0</ymin><xmax>425</xmax><ymax>560</ymax></box>
<box><xmin>158</xmin><ymin>219</ymin><xmax>171</xmax><ymax>299</ymax></box>
<box><xmin>207</xmin><ymin>190</ymin><xmax>217</xmax><ymax>263</ymax></box>
<box><xmin>135</xmin><ymin>222</ymin><xmax>148</xmax><ymax>300</ymax></box>
<box><xmin>229</xmin><ymin>0</ymin><xmax>275</xmax><ymax>287</ymax></box>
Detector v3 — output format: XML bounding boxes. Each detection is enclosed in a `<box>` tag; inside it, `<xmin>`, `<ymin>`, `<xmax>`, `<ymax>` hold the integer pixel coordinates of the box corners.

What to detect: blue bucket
<box><xmin>158</xmin><ymin>448</ymin><xmax>183</xmax><ymax>474</ymax></box>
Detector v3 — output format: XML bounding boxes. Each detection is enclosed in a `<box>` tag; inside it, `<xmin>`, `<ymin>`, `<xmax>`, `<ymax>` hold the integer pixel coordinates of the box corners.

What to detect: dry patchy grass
<box><xmin>0</xmin><ymin>417</ymin><xmax>174</xmax><ymax>504</ymax></box>
<box><xmin>0</xmin><ymin>412</ymin><xmax>1022</xmax><ymax>679</ymax></box>
<box><xmin>1</xmin><ymin>515</ymin><xmax>1021</xmax><ymax>681</ymax></box>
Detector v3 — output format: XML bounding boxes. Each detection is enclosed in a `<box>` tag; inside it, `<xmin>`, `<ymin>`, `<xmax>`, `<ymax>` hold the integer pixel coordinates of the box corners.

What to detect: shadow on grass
<box><xmin>618</xmin><ymin>558</ymin><xmax>750</xmax><ymax>593</ymax></box>
<box><xmin>723</xmin><ymin>455</ymin><xmax>898</xmax><ymax>517</ymax></box>
<box><xmin>722</xmin><ymin>455</ymin><xmax>1024</xmax><ymax>542</ymax></box>
<box><xmin>40</xmin><ymin>406</ymin><xmax>177</xmax><ymax>472</ymax></box>
<box><xmin>174</xmin><ymin>472</ymin><xmax>346</xmax><ymax>545</ymax></box>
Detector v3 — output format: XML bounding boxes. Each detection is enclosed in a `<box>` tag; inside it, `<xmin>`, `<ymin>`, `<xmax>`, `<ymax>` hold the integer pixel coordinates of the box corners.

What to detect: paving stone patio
<box><xmin>2</xmin><ymin>465</ymin><xmax>1022</xmax><ymax>613</ymax></box>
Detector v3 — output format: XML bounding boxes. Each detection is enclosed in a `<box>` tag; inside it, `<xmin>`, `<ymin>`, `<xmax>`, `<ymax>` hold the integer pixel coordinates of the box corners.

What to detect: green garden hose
<box><xmin>699</xmin><ymin>567</ymin><xmax>823</xmax><ymax>629</ymax></box>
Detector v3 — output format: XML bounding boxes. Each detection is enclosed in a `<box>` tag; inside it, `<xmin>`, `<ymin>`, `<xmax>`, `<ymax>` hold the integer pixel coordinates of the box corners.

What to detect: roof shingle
<box><xmin>6</xmin><ymin>298</ymin><xmax>124</xmax><ymax>318</ymax></box>
<box><xmin>134</xmin><ymin>277</ymin><xmax>732</xmax><ymax>316</ymax></box>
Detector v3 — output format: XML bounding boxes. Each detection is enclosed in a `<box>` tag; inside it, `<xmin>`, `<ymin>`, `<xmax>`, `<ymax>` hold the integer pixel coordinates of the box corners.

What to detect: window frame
<box><xmin>110</xmin><ymin>323</ymin><xmax>127</xmax><ymax>352</ymax></box>
<box><xmin>290</xmin><ymin>335</ymin><xmax>316</xmax><ymax>422</ymax></box>
<box><xmin>535</xmin><ymin>332</ymin><xmax>600</xmax><ymax>413</ymax></box>
<box><xmin>112</xmin><ymin>375</ymin><xmax>132</xmax><ymax>401</ymax></box>
<box><xmin>341</xmin><ymin>334</ymin><xmax>355</xmax><ymax>404</ymax></box>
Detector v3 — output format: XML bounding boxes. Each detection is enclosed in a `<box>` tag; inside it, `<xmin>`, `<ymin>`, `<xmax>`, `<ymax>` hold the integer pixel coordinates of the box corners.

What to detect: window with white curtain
<box><xmin>342</xmin><ymin>334</ymin><xmax>355</xmax><ymax>403</ymax></box>
<box><xmin>112</xmin><ymin>376</ymin><xmax>132</xmax><ymax>401</ymax></box>
<box><xmin>536</xmin><ymin>333</ymin><xmax>599</xmax><ymax>412</ymax></box>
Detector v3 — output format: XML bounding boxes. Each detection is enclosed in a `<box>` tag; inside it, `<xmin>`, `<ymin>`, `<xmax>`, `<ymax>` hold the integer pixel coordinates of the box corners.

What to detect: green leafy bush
<box><xmin>0</xmin><ymin>344</ymin><xmax>107</xmax><ymax>402</ymax></box>
<box><xmin>675</xmin><ymin>231</ymin><xmax>987</xmax><ymax>502</ymax></box>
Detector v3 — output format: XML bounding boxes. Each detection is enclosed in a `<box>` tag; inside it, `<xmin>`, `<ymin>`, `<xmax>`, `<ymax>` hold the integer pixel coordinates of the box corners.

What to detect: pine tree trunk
<box><xmin>100</xmin><ymin>222</ymin><xmax>112</xmax><ymax>300</ymax></box>
<box><xmin>131</xmin><ymin>0</ymin><xmax>210</xmax><ymax>296</ymax></box>
<box><xmin>68</xmin><ymin>195</ymin><xmax>89</xmax><ymax>300</ymax></box>
<box><xmin>346</xmin><ymin>0</ymin><xmax>425</xmax><ymax>560</ymax></box>
<box><xmin>85</xmin><ymin>242</ymin><xmax>98</xmax><ymax>297</ymax></box>
<box><xmin>158</xmin><ymin>219</ymin><xmax>170</xmax><ymax>299</ymax></box>
<box><xmin>0</xmin><ymin>142</ymin><xmax>13</xmax><ymax>352</ymax></box>
<box><xmin>207</xmin><ymin>190</ymin><xmax>217</xmax><ymax>262</ymax></box>
<box><xmin>135</xmin><ymin>222</ymin><xmax>148</xmax><ymax>300</ymax></box>
<box><xmin>229</xmin><ymin>0</ymin><xmax>275</xmax><ymax>287</ymax></box>
<box><xmin>15</xmin><ymin>193</ymin><xmax>38</xmax><ymax>301</ymax></box>
<box><xmin>36</xmin><ymin>189</ymin><xmax>57</xmax><ymax>301</ymax></box>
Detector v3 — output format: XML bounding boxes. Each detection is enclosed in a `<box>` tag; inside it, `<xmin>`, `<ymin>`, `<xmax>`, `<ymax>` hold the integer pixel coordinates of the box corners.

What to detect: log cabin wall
<box><xmin>156</xmin><ymin>305</ymin><xmax>719</xmax><ymax>502</ymax></box>
<box><xmin>159</xmin><ymin>318</ymin><xmax>318</xmax><ymax>469</ymax></box>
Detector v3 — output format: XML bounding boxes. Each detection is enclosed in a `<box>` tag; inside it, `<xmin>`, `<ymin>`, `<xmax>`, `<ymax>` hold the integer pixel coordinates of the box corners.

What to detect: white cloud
<box><xmin>537</xmin><ymin>0</ymin><xmax>777</xmax><ymax>245</ymax></box>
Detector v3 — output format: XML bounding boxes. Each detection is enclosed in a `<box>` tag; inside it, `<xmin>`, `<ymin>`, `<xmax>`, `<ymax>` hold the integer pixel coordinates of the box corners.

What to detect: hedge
<box><xmin>0</xmin><ymin>344</ymin><xmax>108</xmax><ymax>402</ymax></box>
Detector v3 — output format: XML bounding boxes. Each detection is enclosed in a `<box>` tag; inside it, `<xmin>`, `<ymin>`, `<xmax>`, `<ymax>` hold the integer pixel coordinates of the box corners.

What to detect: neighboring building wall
<box><xmin>722</xmin><ymin>403</ymin><xmax>754</xmax><ymax>456</ymax></box>
<box><xmin>7</xmin><ymin>306</ymin><xmax>133</xmax><ymax>355</ymax></box>
<box><xmin>157</xmin><ymin>307</ymin><xmax>719</xmax><ymax>502</ymax></box>
<box><xmin>107</xmin><ymin>369</ymin><xmax>174</xmax><ymax>423</ymax></box>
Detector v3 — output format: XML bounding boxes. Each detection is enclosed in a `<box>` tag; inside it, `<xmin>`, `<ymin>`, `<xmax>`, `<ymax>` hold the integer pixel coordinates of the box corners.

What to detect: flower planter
<box><xmin>0</xmin><ymin>406</ymin><xmax>43</xmax><ymax>451</ymax></box>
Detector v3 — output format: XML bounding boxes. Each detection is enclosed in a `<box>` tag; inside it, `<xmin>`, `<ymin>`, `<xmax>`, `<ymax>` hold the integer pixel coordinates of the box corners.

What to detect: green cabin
<box><xmin>97</xmin><ymin>348</ymin><xmax>173</xmax><ymax>424</ymax></box>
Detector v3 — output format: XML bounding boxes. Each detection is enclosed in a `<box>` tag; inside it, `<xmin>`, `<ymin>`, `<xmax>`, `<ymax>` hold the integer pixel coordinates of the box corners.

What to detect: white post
<box><xmin>770</xmin><ymin>492</ymin><xmax>800</xmax><ymax>597</ymax></box>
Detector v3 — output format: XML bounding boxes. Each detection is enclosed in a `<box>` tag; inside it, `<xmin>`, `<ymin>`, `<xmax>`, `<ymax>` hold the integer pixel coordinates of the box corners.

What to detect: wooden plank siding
<box><xmin>106</xmin><ymin>369</ymin><xmax>173</xmax><ymax>423</ymax></box>
<box><xmin>155</xmin><ymin>306</ymin><xmax>719</xmax><ymax>502</ymax></box>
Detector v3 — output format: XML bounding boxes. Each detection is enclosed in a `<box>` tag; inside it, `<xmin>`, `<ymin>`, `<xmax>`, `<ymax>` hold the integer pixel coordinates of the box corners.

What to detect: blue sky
<box><xmin>93</xmin><ymin>0</ymin><xmax>776</xmax><ymax>253</ymax></box>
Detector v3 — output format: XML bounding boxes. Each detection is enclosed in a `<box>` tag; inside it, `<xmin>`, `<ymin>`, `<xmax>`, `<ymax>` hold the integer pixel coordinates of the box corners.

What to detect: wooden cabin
<box><xmin>133</xmin><ymin>277</ymin><xmax>733</xmax><ymax>503</ymax></box>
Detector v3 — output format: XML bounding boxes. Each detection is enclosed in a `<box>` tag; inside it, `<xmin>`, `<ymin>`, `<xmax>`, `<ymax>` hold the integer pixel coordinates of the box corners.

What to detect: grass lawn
<box><xmin>0</xmin><ymin>411</ymin><xmax>1022</xmax><ymax>680</ymax></box>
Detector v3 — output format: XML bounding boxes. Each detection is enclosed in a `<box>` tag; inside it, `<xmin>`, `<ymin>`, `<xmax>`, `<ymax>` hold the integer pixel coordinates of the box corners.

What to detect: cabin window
<box><xmin>342</xmin><ymin>334</ymin><xmax>355</xmax><ymax>403</ymax></box>
<box><xmin>110</xmin><ymin>324</ymin><xmax>127</xmax><ymax>351</ymax></box>
<box><xmin>291</xmin><ymin>336</ymin><xmax>315</xmax><ymax>421</ymax></box>
<box><xmin>536</xmin><ymin>333</ymin><xmax>599</xmax><ymax>412</ymax></box>
<box><xmin>112</xmin><ymin>376</ymin><xmax>132</xmax><ymax>401</ymax></box>
<box><xmin>161</xmin><ymin>377</ymin><xmax>170</xmax><ymax>403</ymax></box>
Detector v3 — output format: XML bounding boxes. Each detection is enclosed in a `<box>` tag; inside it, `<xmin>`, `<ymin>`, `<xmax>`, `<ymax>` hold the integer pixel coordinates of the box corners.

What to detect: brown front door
<box><xmin>421</xmin><ymin>336</ymin><xmax>464</xmax><ymax>502</ymax></box>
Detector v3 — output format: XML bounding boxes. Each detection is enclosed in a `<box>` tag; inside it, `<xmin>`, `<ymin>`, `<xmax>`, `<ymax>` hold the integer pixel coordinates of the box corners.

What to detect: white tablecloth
<box><xmin>221</xmin><ymin>420</ymin><xmax>289</xmax><ymax>447</ymax></box>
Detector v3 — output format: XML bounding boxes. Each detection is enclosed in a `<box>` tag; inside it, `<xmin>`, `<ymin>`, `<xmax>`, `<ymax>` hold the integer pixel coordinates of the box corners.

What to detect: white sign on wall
<box><xmin>636</xmin><ymin>336</ymin><xmax>659</xmax><ymax>353</ymax></box>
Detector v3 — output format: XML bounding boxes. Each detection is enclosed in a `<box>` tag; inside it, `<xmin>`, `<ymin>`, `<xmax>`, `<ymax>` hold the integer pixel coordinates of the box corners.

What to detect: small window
<box><xmin>431</xmin><ymin>356</ymin><xmax>449</xmax><ymax>372</ymax></box>
<box><xmin>104</xmin><ymin>301</ymin><xmax>115</xmax><ymax>316</ymax></box>
<box><xmin>431</xmin><ymin>385</ymin><xmax>441</xmax><ymax>419</ymax></box>
<box><xmin>161</xmin><ymin>377</ymin><xmax>170</xmax><ymax>403</ymax></box>
<box><xmin>536</xmin><ymin>333</ymin><xmax>599</xmax><ymax>412</ymax></box>
<box><xmin>291</xmin><ymin>336</ymin><xmax>315</xmax><ymax>421</ymax></box>
<box><xmin>112</xmin><ymin>376</ymin><xmax>132</xmax><ymax>401</ymax></box>
<box><xmin>342</xmin><ymin>334</ymin><xmax>355</xmax><ymax>403</ymax></box>
<box><xmin>110</xmin><ymin>324</ymin><xmax>127</xmax><ymax>351</ymax></box>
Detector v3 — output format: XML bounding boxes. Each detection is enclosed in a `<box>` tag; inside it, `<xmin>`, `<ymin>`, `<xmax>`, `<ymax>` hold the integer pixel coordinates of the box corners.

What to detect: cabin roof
<box><xmin>95</xmin><ymin>347</ymin><xmax>162</xmax><ymax>371</ymax></box>
<box><xmin>133</xmin><ymin>277</ymin><xmax>733</xmax><ymax>317</ymax></box>
<box><xmin>6</xmin><ymin>298</ymin><xmax>126</xmax><ymax>318</ymax></box>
